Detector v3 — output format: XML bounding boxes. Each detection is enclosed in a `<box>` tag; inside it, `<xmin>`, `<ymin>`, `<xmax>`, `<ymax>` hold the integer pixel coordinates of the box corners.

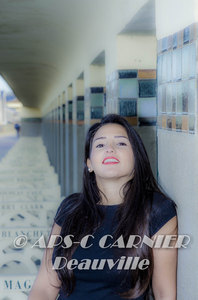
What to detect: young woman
<box><xmin>28</xmin><ymin>113</ymin><xmax>178</xmax><ymax>300</ymax></box>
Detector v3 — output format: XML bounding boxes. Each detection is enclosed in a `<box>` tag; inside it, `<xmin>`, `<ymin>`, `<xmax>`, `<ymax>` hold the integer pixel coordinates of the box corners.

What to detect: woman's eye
<box><xmin>118</xmin><ymin>142</ymin><xmax>127</xmax><ymax>146</ymax></box>
<box><xmin>96</xmin><ymin>144</ymin><xmax>104</xmax><ymax>148</ymax></box>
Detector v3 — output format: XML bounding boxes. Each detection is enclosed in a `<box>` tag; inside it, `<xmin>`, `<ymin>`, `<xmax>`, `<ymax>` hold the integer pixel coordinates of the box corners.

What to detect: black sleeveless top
<box><xmin>52</xmin><ymin>192</ymin><xmax>177</xmax><ymax>300</ymax></box>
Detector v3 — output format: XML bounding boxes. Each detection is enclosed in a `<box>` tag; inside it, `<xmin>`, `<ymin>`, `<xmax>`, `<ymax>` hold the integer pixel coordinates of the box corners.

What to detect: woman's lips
<box><xmin>102</xmin><ymin>157</ymin><xmax>120</xmax><ymax>164</ymax></box>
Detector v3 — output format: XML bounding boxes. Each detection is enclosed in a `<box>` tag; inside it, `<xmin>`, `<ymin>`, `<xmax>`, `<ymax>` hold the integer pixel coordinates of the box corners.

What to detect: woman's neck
<box><xmin>96</xmin><ymin>177</ymin><xmax>126</xmax><ymax>205</ymax></box>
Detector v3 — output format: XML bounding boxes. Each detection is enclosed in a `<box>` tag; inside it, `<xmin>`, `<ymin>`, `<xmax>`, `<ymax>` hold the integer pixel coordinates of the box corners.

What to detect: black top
<box><xmin>52</xmin><ymin>191</ymin><xmax>177</xmax><ymax>300</ymax></box>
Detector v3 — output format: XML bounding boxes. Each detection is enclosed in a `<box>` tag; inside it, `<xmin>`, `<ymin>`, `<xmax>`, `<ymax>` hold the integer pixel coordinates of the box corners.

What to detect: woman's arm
<box><xmin>151</xmin><ymin>216</ymin><xmax>178</xmax><ymax>300</ymax></box>
<box><xmin>28</xmin><ymin>222</ymin><xmax>62</xmax><ymax>300</ymax></box>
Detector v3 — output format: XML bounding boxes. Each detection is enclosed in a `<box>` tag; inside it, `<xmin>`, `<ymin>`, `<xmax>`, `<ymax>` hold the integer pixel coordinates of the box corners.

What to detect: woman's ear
<box><xmin>86</xmin><ymin>158</ymin><xmax>92</xmax><ymax>172</ymax></box>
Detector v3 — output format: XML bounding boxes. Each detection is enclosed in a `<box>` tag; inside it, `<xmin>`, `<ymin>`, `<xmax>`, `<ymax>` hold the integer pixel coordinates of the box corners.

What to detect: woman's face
<box><xmin>87</xmin><ymin>123</ymin><xmax>135</xmax><ymax>182</ymax></box>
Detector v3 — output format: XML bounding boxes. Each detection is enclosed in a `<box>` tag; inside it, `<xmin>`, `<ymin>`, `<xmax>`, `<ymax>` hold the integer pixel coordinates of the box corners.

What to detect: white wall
<box><xmin>155</xmin><ymin>1</ymin><xmax>198</xmax><ymax>298</ymax></box>
<box><xmin>89</xmin><ymin>65</ymin><xmax>106</xmax><ymax>88</ymax></box>
<box><xmin>76</xmin><ymin>79</ymin><xmax>84</xmax><ymax>96</ymax></box>
<box><xmin>155</xmin><ymin>0</ymin><xmax>198</xmax><ymax>39</ymax></box>
<box><xmin>158</xmin><ymin>130</ymin><xmax>198</xmax><ymax>298</ymax></box>
<box><xmin>117</xmin><ymin>34</ymin><xmax>157</xmax><ymax>69</ymax></box>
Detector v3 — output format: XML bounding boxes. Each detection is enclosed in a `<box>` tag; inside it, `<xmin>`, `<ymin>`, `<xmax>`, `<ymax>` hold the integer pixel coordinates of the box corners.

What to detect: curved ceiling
<box><xmin>0</xmin><ymin>0</ymin><xmax>83</xmax><ymax>108</ymax></box>
<box><xmin>0</xmin><ymin>0</ymin><xmax>154</xmax><ymax>109</ymax></box>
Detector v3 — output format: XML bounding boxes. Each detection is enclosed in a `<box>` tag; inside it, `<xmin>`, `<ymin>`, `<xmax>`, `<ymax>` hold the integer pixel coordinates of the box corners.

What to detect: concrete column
<box><xmin>66</xmin><ymin>85</ymin><xmax>73</xmax><ymax>195</ymax></box>
<box><xmin>155</xmin><ymin>0</ymin><xmax>198</xmax><ymax>298</ymax></box>
<box><xmin>75</xmin><ymin>78</ymin><xmax>85</xmax><ymax>193</ymax></box>
<box><xmin>60</xmin><ymin>92</ymin><xmax>65</xmax><ymax>196</ymax></box>
<box><xmin>0</xmin><ymin>91</ymin><xmax>7</xmax><ymax>124</ymax></box>
<box><xmin>105</xmin><ymin>34</ymin><xmax>157</xmax><ymax>176</ymax></box>
<box><xmin>106</xmin><ymin>34</ymin><xmax>157</xmax><ymax>117</ymax></box>
<box><xmin>49</xmin><ymin>101</ymin><xmax>54</xmax><ymax>165</ymax></box>
<box><xmin>52</xmin><ymin>99</ymin><xmax>56</xmax><ymax>169</ymax></box>
<box><xmin>72</xmin><ymin>81</ymin><xmax>78</xmax><ymax>193</ymax></box>
<box><xmin>84</xmin><ymin>65</ymin><xmax>106</xmax><ymax>137</ymax></box>
<box><xmin>84</xmin><ymin>66</ymin><xmax>91</xmax><ymax>136</ymax></box>
<box><xmin>55</xmin><ymin>97</ymin><xmax>59</xmax><ymax>174</ymax></box>
<box><xmin>65</xmin><ymin>89</ymin><xmax>70</xmax><ymax>197</ymax></box>
<box><xmin>105</xmin><ymin>37</ymin><xmax>120</xmax><ymax>115</ymax></box>
<box><xmin>56</xmin><ymin>96</ymin><xmax>61</xmax><ymax>183</ymax></box>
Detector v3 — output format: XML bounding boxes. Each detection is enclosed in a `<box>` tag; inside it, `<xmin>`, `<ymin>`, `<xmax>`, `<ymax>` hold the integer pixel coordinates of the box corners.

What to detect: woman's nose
<box><xmin>105</xmin><ymin>144</ymin><xmax>115</xmax><ymax>152</ymax></box>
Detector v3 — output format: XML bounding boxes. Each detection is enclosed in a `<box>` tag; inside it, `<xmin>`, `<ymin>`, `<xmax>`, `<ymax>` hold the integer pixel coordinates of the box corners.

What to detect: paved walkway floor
<box><xmin>0</xmin><ymin>136</ymin><xmax>61</xmax><ymax>299</ymax></box>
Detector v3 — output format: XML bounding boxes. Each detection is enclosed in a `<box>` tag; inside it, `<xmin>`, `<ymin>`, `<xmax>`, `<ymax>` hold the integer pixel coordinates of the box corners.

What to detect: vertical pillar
<box><xmin>52</xmin><ymin>99</ymin><xmax>56</xmax><ymax>169</ymax></box>
<box><xmin>66</xmin><ymin>85</ymin><xmax>73</xmax><ymax>195</ymax></box>
<box><xmin>0</xmin><ymin>91</ymin><xmax>7</xmax><ymax>124</ymax></box>
<box><xmin>0</xmin><ymin>91</ymin><xmax>3</xmax><ymax>124</ymax></box>
<box><xmin>54</xmin><ymin>99</ymin><xmax>57</xmax><ymax>172</ymax></box>
<box><xmin>49</xmin><ymin>101</ymin><xmax>54</xmax><ymax>165</ymax></box>
<box><xmin>105</xmin><ymin>38</ymin><xmax>119</xmax><ymax>115</ymax></box>
<box><xmin>76</xmin><ymin>77</ymin><xmax>85</xmax><ymax>192</ymax></box>
<box><xmin>106</xmin><ymin>34</ymin><xmax>157</xmax><ymax>176</ymax></box>
<box><xmin>56</xmin><ymin>96</ymin><xmax>61</xmax><ymax>182</ymax></box>
<box><xmin>72</xmin><ymin>82</ymin><xmax>78</xmax><ymax>192</ymax></box>
<box><xmin>65</xmin><ymin>89</ymin><xmax>69</xmax><ymax>196</ymax></box>
<box><xmin>55</xmin><ymin>98</ymin><xmax>59</xmax><ymax>174</ymax></box>
<box><xmin>53</xmin><ymin>99</ymin><xmax>57</xmax><ymax>172</ymax></box>
<box><xmin>84</xmin><ymin>64</ymin><xmax>106</xmax><ymax>136</ymax></box>
<box><xmin>60</xmin><ymin>92</ymin><xmax>65</xmax><ymax>196</ymax></box>
<box><xmin>2</xmin><ymin>91</ymin><xmax>7</xmax><ymax>125</ymax></box>
<box><xmin>155</xmin><ymin>0</ymin><xmax>198</xmax><ymax>298</ymax></box>
<box><xmin>106</xmin><ymin>35</ymin><xmax>157</xmax><ymax>120</ymax></box>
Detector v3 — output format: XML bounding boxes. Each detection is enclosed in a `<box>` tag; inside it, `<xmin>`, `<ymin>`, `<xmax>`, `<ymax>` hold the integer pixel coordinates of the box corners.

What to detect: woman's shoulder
<box><xmin>54</xmin><ymin>192</ymin><xmax>82</xmax><ymax>227</ymax></box>
<box><xmin>151</xmin><ymin>191</ymin><xmax>177</xmax><ymax>210</ymax></box>
<box><xmin>149</xmin><ymin>191</ymin><xmax>177</xmax><ymax>237</ymax></box>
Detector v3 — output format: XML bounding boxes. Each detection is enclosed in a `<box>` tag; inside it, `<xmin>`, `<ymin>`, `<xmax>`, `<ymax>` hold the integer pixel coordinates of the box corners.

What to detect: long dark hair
<box><xmin>51</xmin><ymin>113</ymin><xmax>175</xmax><ymax>298</ymax></box>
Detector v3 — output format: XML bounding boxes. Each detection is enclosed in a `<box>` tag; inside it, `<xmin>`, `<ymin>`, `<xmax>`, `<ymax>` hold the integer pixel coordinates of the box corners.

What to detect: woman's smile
<box><xmin>102</xmin><ymin>156</ymin><xmax>120</xmax><ymax>164</ymax></box>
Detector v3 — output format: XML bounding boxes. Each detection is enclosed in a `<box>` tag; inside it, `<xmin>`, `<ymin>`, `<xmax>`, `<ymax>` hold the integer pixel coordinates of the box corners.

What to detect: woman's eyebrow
<box><xmin>114</xmin><ymin>135</ymin><xmax>129</xmax><ymax>139</ymax></box>
<box><xmin>93</xmin><ymin>136</ymin><xmax>129</xmax><ymax>143</ymax></box>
